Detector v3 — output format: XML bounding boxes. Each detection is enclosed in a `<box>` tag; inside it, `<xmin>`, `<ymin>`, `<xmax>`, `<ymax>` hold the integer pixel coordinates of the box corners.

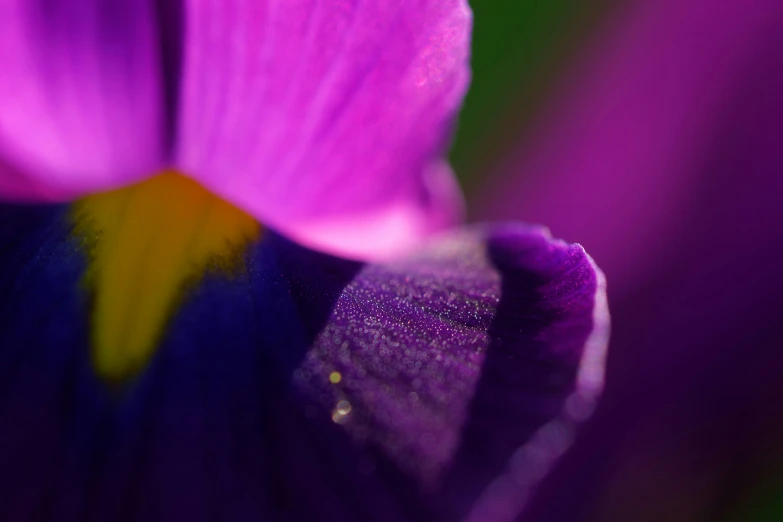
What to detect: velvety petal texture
<box><xmin>0</xmin><ymin>205</ymin><xmax>606</xmax><ymax>522</ymax></box>
<box><xmin>175</xmin><ymin>0</ymin><xmax>471</xmax><ymax>259</ymax></box>
<box><xmin>0</xmin><ymin>0</ymin><xmax>167</xmax><ymax>199</ymax></box>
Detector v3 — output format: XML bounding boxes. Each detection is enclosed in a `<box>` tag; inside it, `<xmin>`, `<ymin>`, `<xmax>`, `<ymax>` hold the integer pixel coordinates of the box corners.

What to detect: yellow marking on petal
<box><xmin>72</xmin><ymin>171</ymin><xmax>261</xmax><ymax>384</ymax></box>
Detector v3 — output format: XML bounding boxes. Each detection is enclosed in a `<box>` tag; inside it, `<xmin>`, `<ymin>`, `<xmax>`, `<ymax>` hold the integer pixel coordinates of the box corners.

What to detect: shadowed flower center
<box><xmin>71</xmin><ymin>171</ymin><xmax>261</xmax><ymax>384</ymax></box>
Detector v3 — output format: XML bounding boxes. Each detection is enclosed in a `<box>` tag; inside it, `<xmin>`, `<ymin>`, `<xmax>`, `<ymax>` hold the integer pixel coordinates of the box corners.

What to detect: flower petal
<box><xmin>0</xmin><ymin>209</ymin><xmax>606</xmax><ymax>521</ymax></box>
<box><xmin>0</xmin><ymin>0</ymin><xmax>166</xmax><ymax>200</ymax></box>
<box><xmin>175</xmin><ymin>0</ymin><xmax>471</xmax><ymax>259</ymax></box>
<box><xmin>292</xmin><ymin>224</ymin><xmax>608</xmax><ymax>520</ymax></box>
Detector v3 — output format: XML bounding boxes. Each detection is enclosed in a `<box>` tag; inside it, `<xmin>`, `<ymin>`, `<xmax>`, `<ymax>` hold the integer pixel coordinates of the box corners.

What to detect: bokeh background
<box><xmin>449</xmin><ymin>1</ymin><xmax>783</xmax><ymax>521</ymax></box>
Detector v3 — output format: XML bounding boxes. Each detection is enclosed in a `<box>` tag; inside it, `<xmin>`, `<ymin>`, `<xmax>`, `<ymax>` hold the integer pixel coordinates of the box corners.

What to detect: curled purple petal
<box><xmin>294</xmin><ymin>224</ymin><xmax>607</xmax><ymax>520</ymax></box>
<box><xmin>0</xmin><ymin>0</ymin><xmax>167</xmax><ymax>200</ymax></box>
<box><xmin>175</xmin><ymin>0</ymin><xmax>471</xmax><ymax>260</ymax></box>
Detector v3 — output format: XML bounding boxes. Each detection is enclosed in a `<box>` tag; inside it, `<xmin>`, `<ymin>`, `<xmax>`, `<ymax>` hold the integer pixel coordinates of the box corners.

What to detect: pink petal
<box><xmin>0</xmin><ymin>157</ymin><xmax>57</xmax><ymax>201</ymax></box>
<box><xmin>0</xmin><ymin>0</ymin><xmax>167</xmax><ymax>200</ymax></box>
<box><xmin>175</xmin><ymin>0</ymin><xmax>471</xmax><ymax>260</ymax></box>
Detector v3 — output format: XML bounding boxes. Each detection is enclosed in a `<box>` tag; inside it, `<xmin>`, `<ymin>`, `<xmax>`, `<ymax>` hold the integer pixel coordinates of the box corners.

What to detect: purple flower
<box><xmin>480</xmin><ymin>0</ymin><xmax>783</xmax><ymax>520</ymax></box>
<box><xmin>0</xmin><ymin>1</ymin><xmax>607</xmax><ymax>521</ymax></box>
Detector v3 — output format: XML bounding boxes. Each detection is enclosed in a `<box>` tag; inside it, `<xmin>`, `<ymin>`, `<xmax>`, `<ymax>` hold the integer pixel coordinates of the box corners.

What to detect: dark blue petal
<box><xmin>0</xmin><ymin>207</ymin><xmax>607</xmax><ymax>522</ymax></box>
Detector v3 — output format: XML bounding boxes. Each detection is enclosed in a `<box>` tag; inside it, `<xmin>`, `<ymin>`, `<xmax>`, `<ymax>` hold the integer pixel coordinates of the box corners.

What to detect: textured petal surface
<box><xmin>0</xmin><ymin>209</ymin><xmax>606</xmax><ymax>521</ymax></box>
<box><xmin>175</xmin><ymin>0</ymin><xmax>471</xmax><ymax>259</ymax></box>
<box><xmin>0</xmin><ymin>0</ymin><xmax>166</xmax><ymax>200</ymax></box>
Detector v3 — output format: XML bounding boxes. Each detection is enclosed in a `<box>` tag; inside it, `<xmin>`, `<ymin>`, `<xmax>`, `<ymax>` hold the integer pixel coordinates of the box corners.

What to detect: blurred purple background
<box><xmin>457</xmin><ymin>1</ymin><xmax>783</xmax><ymax>520</ymax></box>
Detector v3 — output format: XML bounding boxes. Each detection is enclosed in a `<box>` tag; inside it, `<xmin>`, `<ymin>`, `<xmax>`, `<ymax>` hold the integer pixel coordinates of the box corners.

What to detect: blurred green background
<box><xmin>449</xmin><ymin>0</ymin><xmax>617</xmax><ymax>194</ymax></box>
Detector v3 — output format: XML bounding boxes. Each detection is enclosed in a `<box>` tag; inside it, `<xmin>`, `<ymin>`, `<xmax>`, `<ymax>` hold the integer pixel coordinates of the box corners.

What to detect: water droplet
<box><xmin>335</xmin><ymin>400</ymin><xmax>352</xmax><ymax>415</ymax></box>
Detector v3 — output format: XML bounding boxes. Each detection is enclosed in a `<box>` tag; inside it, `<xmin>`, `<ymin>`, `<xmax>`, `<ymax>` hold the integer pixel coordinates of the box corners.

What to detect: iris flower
<box><xmin>0</xmin><ymin>1</ymin><xmax>608</xmax><ymax>520</ymax></box>
<box><xmin>480</xmin><ymin>0</ymin><xmax>783</xmax><ymax>520</ymax></box>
